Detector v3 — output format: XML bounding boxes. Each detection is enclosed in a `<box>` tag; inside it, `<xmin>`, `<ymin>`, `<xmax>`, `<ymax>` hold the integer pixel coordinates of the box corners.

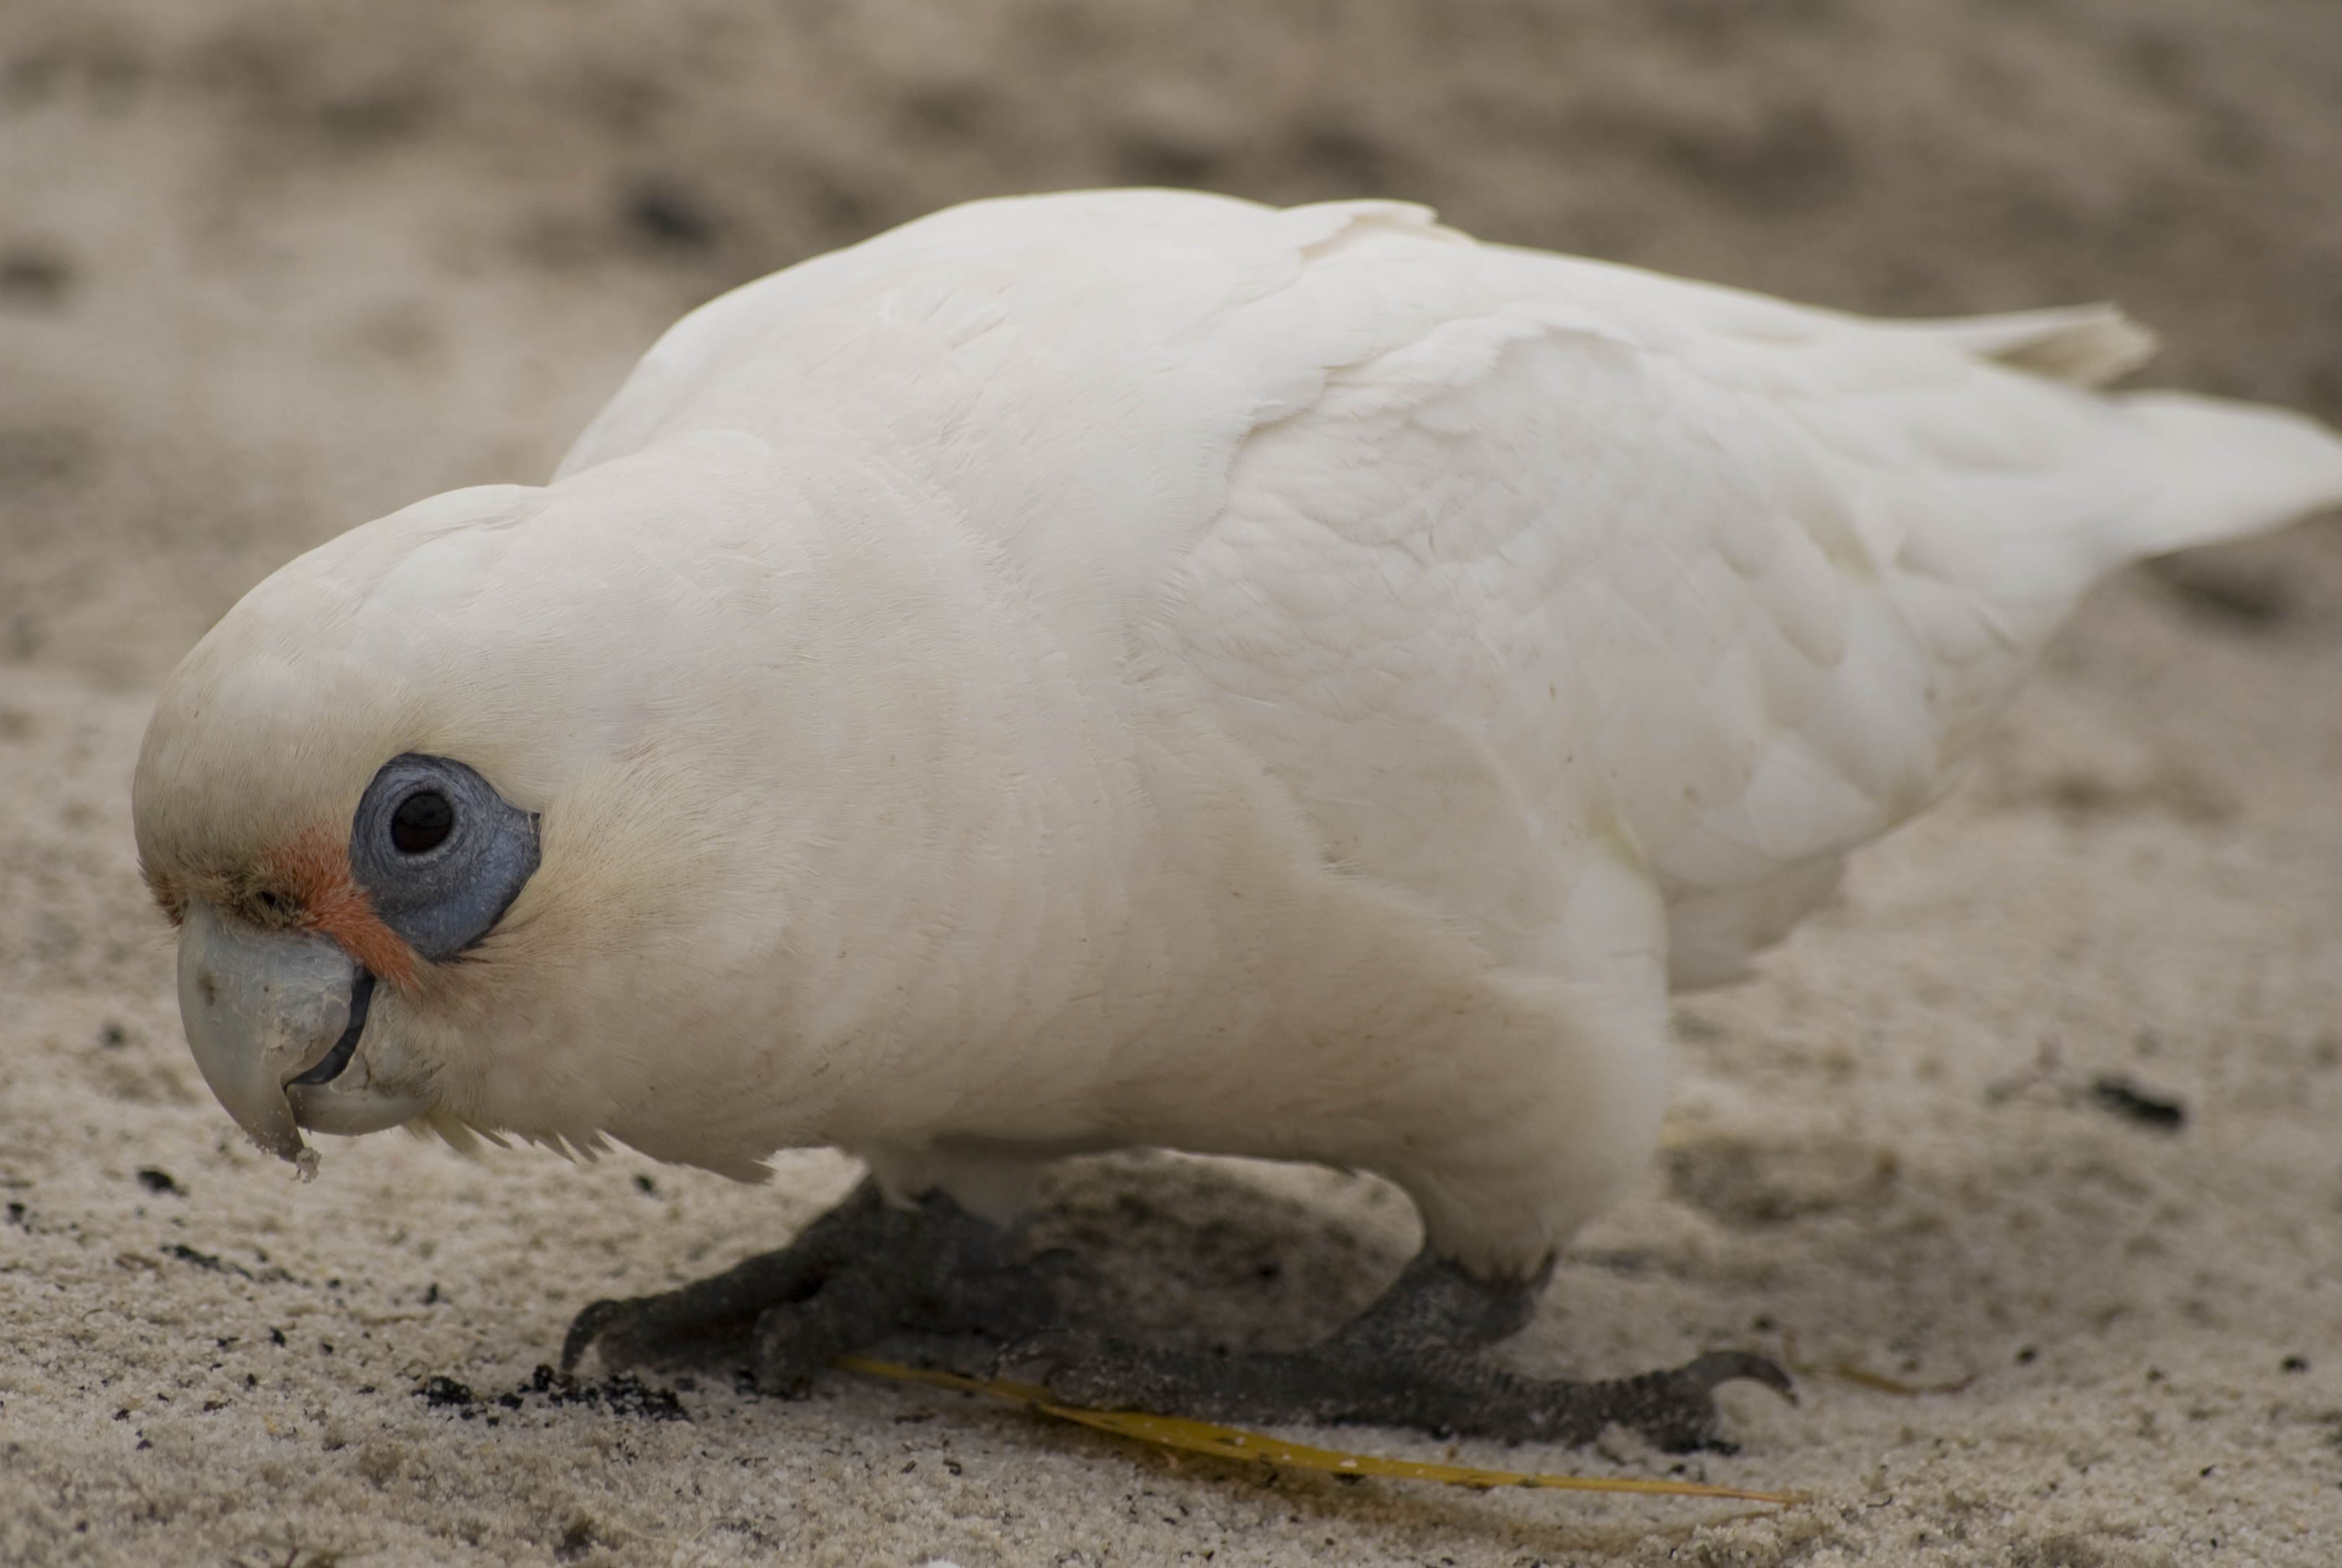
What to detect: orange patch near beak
<box><xmin>263</xmin><ymin>823</ymin><xmax>419</xmax><ymax>989</ymax></box>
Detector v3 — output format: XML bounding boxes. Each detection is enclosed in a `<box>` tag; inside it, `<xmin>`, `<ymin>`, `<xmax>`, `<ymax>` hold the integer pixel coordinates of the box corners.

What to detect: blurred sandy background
<box><xmin>4</xmin><ymin>1</ymin><xmax>2341</xmax><ymax>1564</ymax></box>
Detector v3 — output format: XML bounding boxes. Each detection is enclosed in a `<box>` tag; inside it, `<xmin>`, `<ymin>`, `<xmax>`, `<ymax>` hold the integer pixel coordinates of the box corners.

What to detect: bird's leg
<box><xmin>561</xmin><ymin>1177</ymin><xmax>1059</xmax><ymax>1395</ymax></box>
<box><xmin>565</xmin><ymin>1188</ymin><xmax>1782</xmax><ymax>1449</ymax></box>
<box><xmin>1007</xmin><ymin>1248</ymin><xmax>1790</xmax><ymax>1453</ymax></box>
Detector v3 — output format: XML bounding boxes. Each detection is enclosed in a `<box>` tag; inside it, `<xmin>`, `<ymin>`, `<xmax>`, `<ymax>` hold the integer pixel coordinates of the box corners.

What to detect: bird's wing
<box><xmin>1153</xmin><ymin>210</ymin><xmax>2342</xmax><ymax>986</ymax></box>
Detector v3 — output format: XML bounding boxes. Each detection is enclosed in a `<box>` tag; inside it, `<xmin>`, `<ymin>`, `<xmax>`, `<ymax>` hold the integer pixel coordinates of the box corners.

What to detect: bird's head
<box><xmin>132</xmin><ymin>481</ymin><xmax>577</xmax><ymax>1173</ymax></box>
<box><xmin>133</xmin><ymin>430</ymin><xmax>1016</xmax><ymax>1181</ymax></box>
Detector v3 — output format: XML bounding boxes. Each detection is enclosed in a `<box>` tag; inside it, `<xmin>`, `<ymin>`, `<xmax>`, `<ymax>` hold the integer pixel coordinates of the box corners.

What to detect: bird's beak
<box><xmin>175</xmin><ymin>899</ymin><xmax>384</xmax><ymax>1172</ymax></box>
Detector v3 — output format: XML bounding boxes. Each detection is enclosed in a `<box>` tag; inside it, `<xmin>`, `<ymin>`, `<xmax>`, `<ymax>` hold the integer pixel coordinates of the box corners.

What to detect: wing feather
<box><xmin>1158</xmin><ymin>207</ymin><xmax>2333</xmax><ymax>985</ymax></box>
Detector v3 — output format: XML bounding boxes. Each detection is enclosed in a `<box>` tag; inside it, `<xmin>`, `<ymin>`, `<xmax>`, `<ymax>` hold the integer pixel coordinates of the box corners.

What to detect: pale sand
<box><xmin>4</xmin><ymin>3</ymin><xmax>2341</xmax><ymax>1564</ymax></box>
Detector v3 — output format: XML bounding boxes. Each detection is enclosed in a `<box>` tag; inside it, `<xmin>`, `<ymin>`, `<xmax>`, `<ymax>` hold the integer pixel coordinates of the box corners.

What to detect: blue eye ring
<box><xmin>349</xmin><ymin>755</ymin><xmax>539</xmax><ymax>961</ymax></box>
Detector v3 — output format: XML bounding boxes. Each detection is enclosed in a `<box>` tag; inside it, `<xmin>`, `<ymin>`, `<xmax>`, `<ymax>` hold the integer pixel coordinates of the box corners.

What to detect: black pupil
<box><xmin>390</xmin><ymin>791</ymin><xmax>455</xmax><ymax>854</ymax></box>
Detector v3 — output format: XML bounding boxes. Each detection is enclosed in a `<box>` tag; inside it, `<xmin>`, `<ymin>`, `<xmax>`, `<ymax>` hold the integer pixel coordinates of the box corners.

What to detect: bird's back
<box><xmin>556</xmin><ymin>190</ymin><xmax>2342</xmax><ymax>991</ymax></box>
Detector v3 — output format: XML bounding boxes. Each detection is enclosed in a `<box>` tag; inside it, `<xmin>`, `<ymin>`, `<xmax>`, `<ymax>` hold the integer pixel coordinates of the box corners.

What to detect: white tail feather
<box><xmin>2113</xmin><ymin>390</ymin><xmax>2342</xmax><ymax>560</ymax></box>
<box><xmin>1895</xmin><ymin>304</ymin><xmax>2159</xmax><ymax>389</ymax></box>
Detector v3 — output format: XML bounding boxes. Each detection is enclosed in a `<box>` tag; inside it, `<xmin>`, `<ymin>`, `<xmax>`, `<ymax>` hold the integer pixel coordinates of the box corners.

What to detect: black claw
<box><xmin>1681</xmin><ymin>1349</ymin><xmax>1796</xmax><ymax>1401</ymax></box>
<box><xmin>560</xmin><ymin>1298</ymin><xmax>628</xmax><ymax>1375</ymax></box>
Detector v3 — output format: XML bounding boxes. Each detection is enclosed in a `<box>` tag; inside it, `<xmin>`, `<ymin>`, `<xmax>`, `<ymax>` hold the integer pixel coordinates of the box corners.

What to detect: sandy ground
<box><xmin>5</xmin><ymin>1</ymin><xmax>2342</xmax><ymax>1564</ymax></box>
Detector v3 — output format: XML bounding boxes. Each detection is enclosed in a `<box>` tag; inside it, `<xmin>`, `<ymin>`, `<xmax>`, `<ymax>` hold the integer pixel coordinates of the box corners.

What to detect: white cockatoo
<box><xmin>134</xmin><ymin>190</ymin><xmax>2342</xmax><ymax>1448</ymax></box>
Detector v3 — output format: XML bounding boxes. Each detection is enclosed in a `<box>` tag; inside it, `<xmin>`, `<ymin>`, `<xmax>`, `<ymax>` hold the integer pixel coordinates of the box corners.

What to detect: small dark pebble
<box><xmin>6</xmin><ymin>1202</ymin><xmax>24</xmax><ymax>1227</ymax></box>
<box><xmin>269</xmin><ymin>1327</ymin><xmax>287</xmax><ymax>1346</ymax></box>
<box><xmin>1</xmin><ymin>252</ymin><xmax>74</xmax><ymax>310</ymax></box>
<box><xmin>529</xmin><ymin>1364</ymin><xmax>688</xmax><ymax>1421</ymax></box>
<box><xmin>546</xmin><ymin>1370</ymin><xmax>689</xmax><ymax>1422</ymax></box>
<box><xmin>135</xmin><ymin>1168</ymin><xmax>181</xmax><ymax>1196</ymax></box>
<box><xmin>98</xmin><ymin>1022</ymin><xmax>128</xmax><ymax>1048</ymax></box>
<box><xmin>558</xmin><ymin>1515</ymin><xmax>598</xmax><ymax>1560</ymax></box>
<box><xmin>2016</xmin><ymin>1346</ymin><xmax>2038</xmax><ymax>1365</ymax></box>
<box><xmin>2089</xmin><ymin>1076</ymin><xmax>2185</xmax><ymax>1131</ymax></box>
<box><xmin>2282</xmin><ymin>1356</ymin><xmax>2310</xmax><ymax>1373</ymax></box>
<box><xmin>634</xmin><ymin>1173</ymin><xmax>658</xmax><ymax>1196</ymax></box>
<box><xmin>423</xmin><ymin>1282</ymin><xmax>441</xmax><ymax>1305</ymax></box>
<box><xmin>163</xmin><ymin>1243</ymin><xmax>252</xmax><ymax>1279</ymax></box>
<box><xmin>417</xmin><ymin>1375</ymin><xmax>477</xmax><ymax>1408</ymax></box>
<box><xmin>625</xmin><ymin>179</ymin><xmax>718</xmax><ymax>250</ymax></box>
<box><xmin>423</xmin><ymin>1365</ymin><xmax>688</xmax><ymax>1422</ymax></box>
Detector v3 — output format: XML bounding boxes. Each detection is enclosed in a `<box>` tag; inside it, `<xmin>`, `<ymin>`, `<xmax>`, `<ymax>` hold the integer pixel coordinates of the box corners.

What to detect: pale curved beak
<box><xmin>176</xmin><ymin>900</ymin><xmax>370</xmax><ymax>1170</ymax></box>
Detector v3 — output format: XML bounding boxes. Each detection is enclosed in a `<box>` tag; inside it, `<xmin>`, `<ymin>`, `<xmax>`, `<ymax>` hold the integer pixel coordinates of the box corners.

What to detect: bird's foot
<box><xmin>1003</xmin><ymin>1249</ymin><xmax>1790</xmax><ymax>1453</ymax></box>
<box><xmin>560</xmin><ymin>1177</ymin><xmax>1059</xmax><ymax>1396</ymax></box>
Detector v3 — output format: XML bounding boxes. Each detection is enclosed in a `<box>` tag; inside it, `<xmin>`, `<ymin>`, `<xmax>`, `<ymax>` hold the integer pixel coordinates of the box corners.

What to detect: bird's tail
<box><xmin>1898</xmin><ymin>302</ymin><xmax>2342</xmax><ymax>561</ymax></box>
<box><xmin>2103</xmin><ymin>390</ymin><xmax>2342</xmax><ymax>560</ymax></box>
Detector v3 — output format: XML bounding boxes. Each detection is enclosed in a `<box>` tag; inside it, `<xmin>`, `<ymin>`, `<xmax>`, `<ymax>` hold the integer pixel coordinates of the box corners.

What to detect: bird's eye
<box><xmin>390</xmin><ymin>791</ymin><xmax>455</xmax><ymax>854</ymax></box>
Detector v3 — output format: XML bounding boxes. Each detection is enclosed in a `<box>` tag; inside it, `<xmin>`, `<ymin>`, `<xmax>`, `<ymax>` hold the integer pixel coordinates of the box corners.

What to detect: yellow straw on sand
<box><xmin>836</xmin><ymin>1355</ymin><xmax>1804</xmax><ymax>1505</ymax></box>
